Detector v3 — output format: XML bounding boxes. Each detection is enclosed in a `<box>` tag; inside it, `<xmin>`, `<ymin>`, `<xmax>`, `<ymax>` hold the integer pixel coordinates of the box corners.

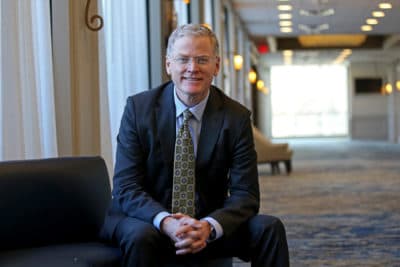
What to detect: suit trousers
<box><xmin>112</xmin><ymin>214</ymin><xmax>289</xmax><ymax>267</ymax></box>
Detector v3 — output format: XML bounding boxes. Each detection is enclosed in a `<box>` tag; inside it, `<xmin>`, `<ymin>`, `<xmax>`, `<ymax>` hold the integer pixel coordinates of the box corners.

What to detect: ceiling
<box><xmin>231</xmin><ymin>0</ymin><xmax>400</xmax><ymax>66</ymax></box>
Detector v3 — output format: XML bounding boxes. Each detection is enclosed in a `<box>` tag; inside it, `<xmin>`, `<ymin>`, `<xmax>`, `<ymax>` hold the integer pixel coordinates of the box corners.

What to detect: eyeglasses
<box><xmin>172</xmin><ymin>56</ymin><xmax>214</xmax><ymax>66</ymax></box>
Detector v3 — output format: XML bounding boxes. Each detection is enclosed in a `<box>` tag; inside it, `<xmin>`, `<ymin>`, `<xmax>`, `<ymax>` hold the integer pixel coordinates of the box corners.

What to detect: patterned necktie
<box><xmin>172</xmin><ymin>109</ymin><xmax>195</xmax><ymax>217</ymax></box>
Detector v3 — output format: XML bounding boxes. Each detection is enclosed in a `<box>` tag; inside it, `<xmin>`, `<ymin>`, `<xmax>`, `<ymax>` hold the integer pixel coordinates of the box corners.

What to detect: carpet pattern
<box><xmin>234</xmin><ymin>139</ymin><xmax>400</xmax><ymax>267</ymax></box>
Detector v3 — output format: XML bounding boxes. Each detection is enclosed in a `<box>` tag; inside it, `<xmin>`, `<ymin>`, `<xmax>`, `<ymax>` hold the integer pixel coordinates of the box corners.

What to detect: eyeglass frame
<box><xmin>169</xmin><ymin>55</ymin><xmax>218</xmax><ymax>66</ymax></box>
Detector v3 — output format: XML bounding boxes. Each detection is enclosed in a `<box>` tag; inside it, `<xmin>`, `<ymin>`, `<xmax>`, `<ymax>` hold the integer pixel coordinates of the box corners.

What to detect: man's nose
<box><xmin>186</xmin><ymin>58</ymin><xmax>199</xmax><ymax>69</ymax></box>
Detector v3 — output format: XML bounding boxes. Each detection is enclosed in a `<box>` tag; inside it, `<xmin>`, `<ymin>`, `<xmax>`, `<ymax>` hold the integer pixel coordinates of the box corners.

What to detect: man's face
<box><xmin>166</xmin><ymin>36</ymin><xmax>220</xmax><ymax>104</ymax></box>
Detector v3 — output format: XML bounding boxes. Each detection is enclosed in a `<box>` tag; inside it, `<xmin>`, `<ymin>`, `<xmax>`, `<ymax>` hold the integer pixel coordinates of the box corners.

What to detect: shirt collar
<box><xmin>173</xmin><ymin>87</ymin><xmax>210</xmax><ymax>121</ymax></box>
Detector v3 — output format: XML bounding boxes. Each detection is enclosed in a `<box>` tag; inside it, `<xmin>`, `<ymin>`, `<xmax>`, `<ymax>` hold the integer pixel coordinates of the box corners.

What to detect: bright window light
<box><xmin>270</xmin><ymin>65</ymin><xmax>348</xmax><ymax>138</ymax></box>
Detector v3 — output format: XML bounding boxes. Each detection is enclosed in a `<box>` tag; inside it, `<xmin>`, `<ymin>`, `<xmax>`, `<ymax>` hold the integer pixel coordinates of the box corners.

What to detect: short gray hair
<box><xmin>166</xmin><ymin>24</ymin><xmax>220</xmax><ymax>57</ymax></box>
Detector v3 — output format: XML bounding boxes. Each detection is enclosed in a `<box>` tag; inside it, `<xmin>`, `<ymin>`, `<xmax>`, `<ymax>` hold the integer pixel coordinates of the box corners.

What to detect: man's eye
<box><xmin>176</xmin><ymin>57</ymin><xmax>189</xmax><ymax>64</ymax></box>
<box><xmin>197</xmin><ymin>57</ymin><xmax>209</xmax><ymax>64</ymax></box>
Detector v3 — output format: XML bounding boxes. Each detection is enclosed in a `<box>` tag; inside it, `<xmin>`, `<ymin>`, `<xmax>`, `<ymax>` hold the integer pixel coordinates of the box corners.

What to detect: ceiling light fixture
<box><xmin>279</xmin><ymin>20</ymin><xmax>292</xmax><ymax>27</ymax></box>
<box><xmin>298</xmin><ymin>35</ymin><xmax>366</xmax><ymax>47</ymax></box>
<box><xmin>372</xmin><ymin>11</ymin><xmax>385</xmax><ymax>17</ymax></box>
<box><xmin>279</xmin><ymin>13</ymin><xmax>292</xmax><ymax>20</ymax></box>
<box><xmin>298</xmin><ymin>23</ymin><xmax>329</xmax><ymax>34</ymax></box>
<box><xmin>379</xmin><ymin>3</ymin><xmax>392</xmax><ymax>9</ymax></box>
<box><xmin>361</xmin><ymin>25</ymin><xmax>373</xmax><ymax>31</ymax></box>
<box><xmin>277</xmin><ymin>5</ymin><xmax>292</xmax><ymax>11</ymax></box>
<box><xmin>366</xmin><ymin>18</ymin><xmax>379</xmax><ymax>25</ymax></box>
<box><xmin>280</xmin><ymin>27</ymin><xmax>293</xmax><ymax>33</ymax></box>
<box><xmin>299</xmin><ymin>8</ymin><xmax>334</xmax><ymax>17</ymax></box>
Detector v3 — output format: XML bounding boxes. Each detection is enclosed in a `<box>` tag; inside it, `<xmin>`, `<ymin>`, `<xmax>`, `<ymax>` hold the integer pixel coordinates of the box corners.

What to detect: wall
<box><xmin>349</xmin><ymin>62</ymin><xmax>390</xmax><ymax>141</ymax></box>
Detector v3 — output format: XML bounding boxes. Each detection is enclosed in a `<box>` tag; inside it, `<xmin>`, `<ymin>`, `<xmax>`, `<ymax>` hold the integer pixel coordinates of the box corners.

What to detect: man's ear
<box><xmin>214</xmin><ymin>56</ymin><xmax>221</xmax><ymax>76</ymax></box>
<box><xmin>165</xmin><ymin>60</ymin><xmax>171</xmax><ymax>75</ymax></box>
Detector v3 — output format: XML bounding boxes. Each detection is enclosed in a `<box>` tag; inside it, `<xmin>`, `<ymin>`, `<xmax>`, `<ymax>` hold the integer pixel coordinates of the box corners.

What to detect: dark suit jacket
<box><xmin>101</xmin><ymin>81</ymin><xmax>259</xmax><ymax>241</ymax></box>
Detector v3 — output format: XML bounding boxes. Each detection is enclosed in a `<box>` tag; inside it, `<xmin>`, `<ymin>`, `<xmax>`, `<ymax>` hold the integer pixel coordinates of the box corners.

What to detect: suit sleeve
<box><xmin>111</xmin><ymin>97</ymin><xmax>167</xmax><ymax>223</ymax></box>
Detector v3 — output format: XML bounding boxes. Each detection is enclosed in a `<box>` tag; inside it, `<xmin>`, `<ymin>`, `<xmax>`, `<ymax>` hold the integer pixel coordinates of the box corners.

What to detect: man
<box><xmin>101</xmin><ymin>24</ymin><xmax>289</xmax><ymax>267</ymax></box>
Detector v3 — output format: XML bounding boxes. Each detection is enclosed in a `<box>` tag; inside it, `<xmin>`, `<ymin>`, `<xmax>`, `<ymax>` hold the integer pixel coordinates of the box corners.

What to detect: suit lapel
<box><xmin>155</xmin><ymin>84</ymin><xmax>225</xmax><ymax>168</ymax></box>
<box><xmin>155</xmin><ymin>82</ymin><xmax>176</xmax><ymax>164</ymax></box>
<box><xmin>197</xmin><ymin>87</ymin><xmax>225</xmax><ymax>167</ymax></box>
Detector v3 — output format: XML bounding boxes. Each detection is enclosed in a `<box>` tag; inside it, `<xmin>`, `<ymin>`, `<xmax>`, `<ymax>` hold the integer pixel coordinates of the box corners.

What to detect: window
<box><xmin>271</xmin><ymin>65</ymin><xmax>348</xmax><ymax>138</ymax></box>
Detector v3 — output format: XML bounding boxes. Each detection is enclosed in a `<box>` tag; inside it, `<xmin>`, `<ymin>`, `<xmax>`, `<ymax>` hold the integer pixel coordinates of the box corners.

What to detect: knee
<box><xmin>117</xmin><ymin>220</ymin><xmax>162</xmax><ymax>252</ymax></box>
<box><xmin>251</xmin><ymin>215</ymin><xmax>287</xmax><ymax>238</ymax></box>
<box><xmin>133</xmin><ymin>224</ymin><xmax>161</xmax><ymax>244</ymax></box>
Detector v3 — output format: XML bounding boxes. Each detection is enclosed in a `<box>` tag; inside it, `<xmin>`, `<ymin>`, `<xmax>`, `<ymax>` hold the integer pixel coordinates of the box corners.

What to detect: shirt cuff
<box><xmin>153</xmin><ymin>211</ymin><xmax>171</xmax><ymax>230</ymax></box>
<box><xmin>202</xmin><ymin>217</ymin><xmax>223</xmax><ymax>240</ymax></box>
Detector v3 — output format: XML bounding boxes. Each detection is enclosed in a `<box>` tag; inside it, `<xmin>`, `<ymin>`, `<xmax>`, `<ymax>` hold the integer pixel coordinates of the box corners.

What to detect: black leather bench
<box><xmin>0</xmin><ymin>157</ymin><xmax>121</xmax><ymax>267</ymax></box>
<box><xmin>0</xmin><ymin>156</ymin><xmax>233</xmax><ymax>267</ymax></box>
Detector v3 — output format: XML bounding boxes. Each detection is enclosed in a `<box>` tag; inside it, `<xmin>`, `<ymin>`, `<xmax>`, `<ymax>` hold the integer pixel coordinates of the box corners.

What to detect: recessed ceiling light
<box><xmin>372</xmin><ymin>11</ymin><xmax>385</xmax><ymax>17</ymax></box>
<box><xmin>277</xmin><ymin>5</ymin><xmax>292</xmax><ymax>11</ymax></box>
<box><xmin>280</xmin><ymin>27</ymin><xmax>293</xmax><ymax>33</ymax></box>
<box><xmin>379</xmin><ymin>3</ymin><xmax>392</xmax><ymax>9</ymax></box>
<box><xmin>279</xmin><ymin>13</ymin><xmax>292</xmax><ymax>20</ymax></box>
<box><xmin>366</xmin><ymin>18</ymin><xmax>378</xmax><ymax>25</ymax></box>
<box><xmin>279</xmin><ymin>20</ymin><xmax>292</xmax><ymax>27</ymax></box>
<box><xmin>361</xmin><ymin>25</ymin><xmax>373</xmax><ymax>31</ymax></box>
<box><xmin>299</xmin><ymin>35</ymin><xmax>367</xmax><ymax>47</ymax></box>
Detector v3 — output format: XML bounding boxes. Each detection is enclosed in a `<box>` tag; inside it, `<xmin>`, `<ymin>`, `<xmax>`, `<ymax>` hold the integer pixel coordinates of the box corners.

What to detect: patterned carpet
<box><xmin>235</xmin><ymin>138</ymin><xmax>400</xmax><ymax>267</ymax></box>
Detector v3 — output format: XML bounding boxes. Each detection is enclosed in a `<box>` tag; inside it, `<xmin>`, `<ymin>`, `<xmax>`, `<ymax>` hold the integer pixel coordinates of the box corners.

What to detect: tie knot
<box><xmin>183</xmin><ymin>109</ymin><xmax>192</xmax><ymax>122</ymax></box>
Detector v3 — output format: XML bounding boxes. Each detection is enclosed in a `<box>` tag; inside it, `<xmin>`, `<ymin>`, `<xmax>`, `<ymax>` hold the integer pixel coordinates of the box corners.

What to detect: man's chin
<box><xmin>182</xmin><ymin>87</ymin><xmax>204</xmax><ymax>96</ymax></box>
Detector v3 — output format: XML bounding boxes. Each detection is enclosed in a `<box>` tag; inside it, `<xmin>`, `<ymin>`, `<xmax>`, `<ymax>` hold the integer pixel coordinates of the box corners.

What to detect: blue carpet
<box><xmin>256</xmin><ymin>139</ymin><xmax>400</xmax><ymax>267</ymax></box>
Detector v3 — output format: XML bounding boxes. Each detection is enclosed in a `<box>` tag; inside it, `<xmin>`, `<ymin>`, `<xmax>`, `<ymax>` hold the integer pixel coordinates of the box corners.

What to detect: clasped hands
<box><xmin>161</xmin><ymin>213</ymin><xmax>212</xmax><ymax>255</ymax></box>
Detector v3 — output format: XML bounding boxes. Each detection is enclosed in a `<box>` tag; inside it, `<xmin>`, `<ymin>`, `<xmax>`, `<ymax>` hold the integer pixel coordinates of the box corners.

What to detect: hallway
<box><xmin>235</xmin><ymin>139</ymin><xmax>400</xmax><ymax>266</ymax></box>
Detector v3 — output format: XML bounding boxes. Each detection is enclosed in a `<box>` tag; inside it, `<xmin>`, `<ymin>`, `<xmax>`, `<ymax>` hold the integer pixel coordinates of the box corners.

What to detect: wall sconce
<box><xmin>256</xmin><ymin>80</ymin><xmax>269</xmax><ymax>95</ymax></box>
<box><xmin>248</xmin><ymin>70</ymin><xmax>257</xmax><ymax>84</ymax></box>
<box><xmin>261</xmin><ymin>87</ymin><xmax>269</xmax><ymax>95</ymax></box>
<box><xmin>385</xmin><ymin>83</ymin><xmax>393</xmax><ymax>94</ymax></box>
<box><xmin>233</xmin><ymin>55</ymin><xmax>243</xmax><ymax>70</ymax></box>
<box><xmin>256</xmin><ymin>80</ymin><xmax>265</xmax><ymax>90</ymax></box>
<box><xmin>396</xmin><ymin>80</ymin><xmax>400</xmax><ymax>91</ymax></box>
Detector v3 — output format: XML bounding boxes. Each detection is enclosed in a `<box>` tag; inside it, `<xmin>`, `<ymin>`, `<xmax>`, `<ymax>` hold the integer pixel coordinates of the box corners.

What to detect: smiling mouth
<box><xmin>183</xmin><ymin>77</ymin><xmax>202</xmax><ymax>81</ymax></box>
